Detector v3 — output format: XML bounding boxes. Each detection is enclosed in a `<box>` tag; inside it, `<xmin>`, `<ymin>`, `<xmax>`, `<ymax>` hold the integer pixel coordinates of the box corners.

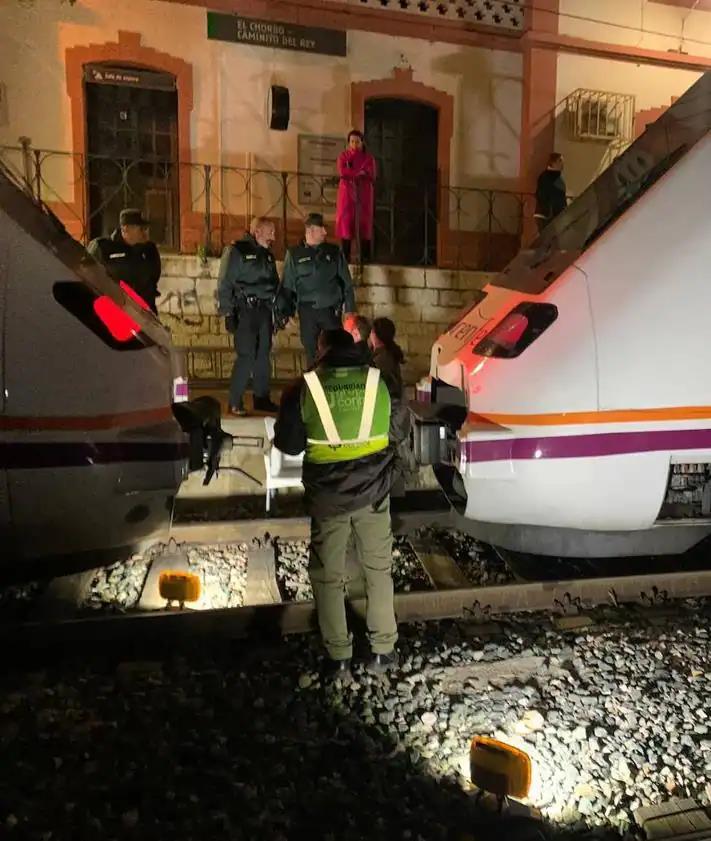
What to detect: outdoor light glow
<box><xmin>158</xmin><ymin>570</ymin><xmax>201</xmax><ymax>606</ymax></box>
<box><xmin>470</xmin><ymin>736</ymin><xmax>532</xmax><ymax>799</ymax></box>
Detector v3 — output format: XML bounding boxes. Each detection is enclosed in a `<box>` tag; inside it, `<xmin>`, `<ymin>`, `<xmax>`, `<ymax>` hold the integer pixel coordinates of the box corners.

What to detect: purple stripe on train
<box><xmin>459</xmin><ymin>428</ymin><xmax>711</xmax><ymax>463</ymax></box>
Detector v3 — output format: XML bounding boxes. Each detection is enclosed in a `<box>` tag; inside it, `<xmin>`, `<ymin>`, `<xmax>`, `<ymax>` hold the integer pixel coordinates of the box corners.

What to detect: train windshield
<box><xmin>492</xmin><ymin>72</ymin><xmax>711</xmax><ymax>296</ymax></box>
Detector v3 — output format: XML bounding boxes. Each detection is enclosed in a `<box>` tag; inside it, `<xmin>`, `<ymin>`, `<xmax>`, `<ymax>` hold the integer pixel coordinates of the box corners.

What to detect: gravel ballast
<box><xmin>426</xmin><ymin>528</ymin><xmax>514</xmax><ymax>587</ymax></box>
<box><xmin>3</xmin><ymin>604</ymin><xmax>711</xmax><ymax>839</ymax></box>
<box><xmin>83</xmin><ymin>543</ymin><xmax>249</xmax><ymax>611</ymax></box>
<box><xmin>275</xmin><ymin>536</ymin><xmax>432</xmax><ymax>601</ymax></box>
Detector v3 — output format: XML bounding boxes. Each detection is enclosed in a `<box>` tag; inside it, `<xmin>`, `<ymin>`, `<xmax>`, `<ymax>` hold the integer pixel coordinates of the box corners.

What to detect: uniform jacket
<box><xmin>335</xmin><ymin>148</ymin><xmax>376</xmax><ymax>241</ymax></box>
<box><xmin>217</xmin><ymin>234</ymin><xmax>280</xmax><ymax>315</ymax></box>
<box><xmin>282</xmin><ymin>242</ymin><xmax>356</xmax><ymax>314</ymax></box>
<box><xmin>535</xmin><ymin>169</ymin><xmax>567</xmax><ymax>220</ymax></box>
<box><xmin>87</xmin><ymin>230</ymin><xmax>161</xmax><ymax>312</ymax></box>
<box><xmin>274</xmin><ymin>343</ymin><xmax>393</xmax><ymax>518</ymax></box>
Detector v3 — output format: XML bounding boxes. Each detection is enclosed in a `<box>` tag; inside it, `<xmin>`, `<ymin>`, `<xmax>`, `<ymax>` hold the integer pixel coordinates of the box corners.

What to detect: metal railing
<box><xmin>0</xmin><ymin>143</ymin><xmax>535</xmax><ymax>271</ymax></box>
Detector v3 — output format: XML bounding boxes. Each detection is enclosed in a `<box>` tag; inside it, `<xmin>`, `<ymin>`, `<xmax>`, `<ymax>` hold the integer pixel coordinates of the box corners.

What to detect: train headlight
<box><xmin>469</xmin><ymin>736</ymin><xmax>532</xmax><ymax>800</ymax></box>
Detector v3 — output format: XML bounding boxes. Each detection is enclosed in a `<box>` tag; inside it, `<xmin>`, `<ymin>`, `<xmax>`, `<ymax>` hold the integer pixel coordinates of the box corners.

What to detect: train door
<box><xmin>84</xmin><ymin>64</ymin><xmax>179</xmax><ymax>248</ymax></box>
<box><xmin>364</xmin><ymin>98</ymin><xmax>438</xmax><ymax>266</ymax></box>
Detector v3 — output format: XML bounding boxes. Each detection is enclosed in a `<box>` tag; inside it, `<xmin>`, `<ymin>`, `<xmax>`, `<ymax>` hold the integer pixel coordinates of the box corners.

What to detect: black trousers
<box><xmin>298</xmin><ymin>305</ymin><xmax>341</xmax><ymax>367</ymax></box>
<box><xmin>228</xmin><ymin>302</ymin><xmax>272</xmax><ymax>408</ymax></box>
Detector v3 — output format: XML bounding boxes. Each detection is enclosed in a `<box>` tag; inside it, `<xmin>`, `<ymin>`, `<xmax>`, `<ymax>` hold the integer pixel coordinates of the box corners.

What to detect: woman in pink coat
<box><xmin>335</xmin><ymin>130</ymin><xmax>376</xmax><ymax>264</ymax></box>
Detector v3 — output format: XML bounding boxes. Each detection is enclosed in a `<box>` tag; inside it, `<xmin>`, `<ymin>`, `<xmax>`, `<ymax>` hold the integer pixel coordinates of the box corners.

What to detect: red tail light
<box><xmin>474</xmin><ymin>302</ymin><xmax>558</xmax><ymax>359</ymax></box>
<box><xmin>93</xmin><ymin>295</ymin><xmax>141</xmax><ymax>342</ymax></box>
<box><xmin>487</xmin><ymin>312</ymin><xmax>528</xmax><ymax>351</ymax></box>
<box><xmin>119</xmin><ymin>280</ymin><xmax>151</xmax><ymax>312</ymax></box>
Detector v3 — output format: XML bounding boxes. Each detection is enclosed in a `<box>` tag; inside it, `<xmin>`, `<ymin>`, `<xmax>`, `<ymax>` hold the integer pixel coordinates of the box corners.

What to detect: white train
<box><xmin>0</xmin><ymin>162</ymin><xmax>227</xmax><ymax>580</ymax></box>
<box><xmin>413</xmin><ymin>72</ymin><xmax>711</xmax><ymax>558</ymax></box>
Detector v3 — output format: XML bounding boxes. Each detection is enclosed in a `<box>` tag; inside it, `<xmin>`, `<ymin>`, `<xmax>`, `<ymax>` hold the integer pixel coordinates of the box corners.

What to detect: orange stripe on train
<box><xmin>469</xmin><ymin>406</ymin><xmax>711</xmax><ymax>427</ymax></box>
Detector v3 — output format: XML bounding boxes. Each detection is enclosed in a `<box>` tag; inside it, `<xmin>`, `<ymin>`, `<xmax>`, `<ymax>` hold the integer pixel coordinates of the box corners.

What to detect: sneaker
<box><xmin>253</xmin><ymin>396</ymin><xmax>279</xmax><ymax>414</ymax></box>
<box><xmin>367</xmin><ymin>651</ymin><xmax>399</xmax><ymax>674</ymax></box>
<box><xmin>228</xmin><ymin>402</ymin><xmax>247</xmax><ymax>416</ymax></box>
<box><xmin>322</xmin><ymin>657</ymin><xmax>352</xmax><ymax>682</ymax></box>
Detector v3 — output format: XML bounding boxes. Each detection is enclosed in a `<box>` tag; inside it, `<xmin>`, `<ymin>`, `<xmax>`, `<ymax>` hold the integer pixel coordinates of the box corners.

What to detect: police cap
<box><xmin>120</xmin><ymin>208</ymin><xmax>150</xmax><ymax>227</ymax></box>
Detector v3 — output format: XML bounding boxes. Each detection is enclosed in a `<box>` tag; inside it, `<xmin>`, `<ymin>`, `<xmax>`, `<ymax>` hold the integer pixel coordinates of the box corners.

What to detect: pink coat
<box><xmin>335</xmin><ymin>148</ymin><xmax>376</xmax><ymax>240</ymax></box>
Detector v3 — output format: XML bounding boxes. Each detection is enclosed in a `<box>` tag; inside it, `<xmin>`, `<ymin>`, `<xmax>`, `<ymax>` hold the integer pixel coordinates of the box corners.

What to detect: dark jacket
<box><xmin>87</xmin><ymin>230</ymin><xmax>161</xmax><ymax>312</ymax></box>
<box><xmin>217</xmin><ymin>234</ymin><xmax>280</xmax><ymax>315</ymax></box>
<box><xmin>353</xmin><ymin>340</ymin><xmax>371</xmax><ymax>365</ymax></box>
<box><xmin>274</xmin><ymin>343</ymin><xmax>393</xmax><ymax>518</ymax></box>
<box><xmin>282</xmin><ymin>241</ymin><xmax>355</xmax><ymax>314</ymax></box>
<box><xmin>535</xmin><ymin>169</ymin><xmax>567</xmax><ymax>221</ymax></box>
<box><xmin>372</xmin><ymin>344</ymin><xmax>409</xmax><ymax>445</ymax></box>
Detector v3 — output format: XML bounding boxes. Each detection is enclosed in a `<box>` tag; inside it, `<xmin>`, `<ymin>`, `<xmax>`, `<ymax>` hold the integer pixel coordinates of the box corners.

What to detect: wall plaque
<box><xmin>297</xmin><ymin>134</ymin><xmax>343</xmax><ymax>206</ymax></box>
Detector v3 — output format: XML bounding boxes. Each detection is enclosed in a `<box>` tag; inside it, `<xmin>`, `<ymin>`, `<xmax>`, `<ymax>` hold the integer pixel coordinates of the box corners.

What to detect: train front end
<box><xmin>0</xmin><ymin>163</ymin><xmax>227</xmax><ymax>576</ymax></box>
<box><xmin>410</xmin><ymin>270</ymin><xmax>606</xmax><ymax>559</ymax></box>
<box><xmin>411</xmin><ymin>71</ymin><xmax>711</xmax><ymax>559</ymax></box>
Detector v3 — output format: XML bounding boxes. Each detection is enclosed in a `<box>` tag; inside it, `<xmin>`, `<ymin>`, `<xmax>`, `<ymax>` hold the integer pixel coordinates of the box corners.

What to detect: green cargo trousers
<box><xmin>309</xmin><ymin>497</ymin><xmax>398</xmax><ymax>660</ymax></box>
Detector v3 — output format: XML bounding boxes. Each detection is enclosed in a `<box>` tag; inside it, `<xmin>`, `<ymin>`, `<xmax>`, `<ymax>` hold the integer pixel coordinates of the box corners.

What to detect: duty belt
<box><xmin>242</xmin><ymin>295</ymin><xmax>269</xmax><ymax>308</ymax></box>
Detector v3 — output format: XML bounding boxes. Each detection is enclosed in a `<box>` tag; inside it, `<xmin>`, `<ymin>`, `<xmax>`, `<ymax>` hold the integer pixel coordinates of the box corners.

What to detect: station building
<box><xmin>2</xmin><ymin>0</ymin><xmax>710</xmax><ymax>382</ymax></box>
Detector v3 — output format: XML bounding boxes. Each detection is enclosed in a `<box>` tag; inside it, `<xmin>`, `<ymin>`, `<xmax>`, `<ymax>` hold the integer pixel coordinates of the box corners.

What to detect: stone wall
<box><xmin>157</xmin><ymin>256</ymin><xmax>492</xmax><ymax>384</ymax></box>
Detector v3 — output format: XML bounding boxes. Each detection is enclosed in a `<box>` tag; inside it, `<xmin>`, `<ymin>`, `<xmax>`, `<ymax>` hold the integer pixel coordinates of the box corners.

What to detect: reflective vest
<box><xmin>301</xmin><ymin>366</ymin><xmax>391</xmax><ymax>464</ymax></box>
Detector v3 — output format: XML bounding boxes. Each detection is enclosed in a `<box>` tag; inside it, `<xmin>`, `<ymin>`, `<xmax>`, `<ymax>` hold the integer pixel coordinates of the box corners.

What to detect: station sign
<box><xmin>207</xmin><ymin>11</ymin><xmax>347</xmax><ymax>57</ymax></box>
<box><xmin>84</xmin><ymin>65</ymin><xmax>176</xmax><ymax>91</ymax></box>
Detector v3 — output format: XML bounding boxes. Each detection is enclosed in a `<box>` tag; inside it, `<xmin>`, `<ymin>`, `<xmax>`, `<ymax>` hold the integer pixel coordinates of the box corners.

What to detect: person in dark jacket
<box><xmin>87</xmin><ymin>208</ymin><xmax>161</xmax><ymax>313</ymax></box>
<box><xmin>217</xmin><ymin>217</ymin><xmax>282</xmax><ymax>415</ymax></box>
<box><xmin>281</xmin><ymin>213</ymin><xmax>356</xmax><ymax>367</ymax></box>
<box><xmin>274</xmin><ymin>328</ymin><xmax>397</xmax><ymax>679</ymax></box>
<box><xmin>370</xmin><ymin>317</ymin><xmax>413</xmax><ymax>497</ymax></box>
<box><xmin>534</xmin><ymin>152</ymin><xmax>567</xmax><ymax>235</ymax></box>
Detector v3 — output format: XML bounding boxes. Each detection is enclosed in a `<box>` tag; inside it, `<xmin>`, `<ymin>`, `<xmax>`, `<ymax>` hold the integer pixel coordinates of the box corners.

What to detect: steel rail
<box><xmin>3</xmin><ymin>566</ymin><xmax>711</xmax><ymax>655</ymax></box>
<box><xmin>169</xmin><ymin>506</ymin><xmax>450</xmax><ymax>544</ymax></box>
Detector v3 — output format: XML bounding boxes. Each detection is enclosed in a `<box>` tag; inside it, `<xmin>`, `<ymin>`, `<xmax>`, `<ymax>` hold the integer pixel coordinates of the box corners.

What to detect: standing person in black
<box><xmin>534</xmin><ymin>152</ymin><xmax>567</xmax><ymax>235</ymax></box>
<box><xmin>217</xmin><ymin>217</ymin><xmax>281</xmax><ymax>416</ymax></box>
<box><xmin>87</xmin><ymin>208</ymin><xmax>161</xmax><ymax>313</ymax></box>
<box><xmin>369</xmin><ymin>317</ymin><xmax>413</xmax><ymax>497</ymax></box>
<box><xmin>281</xmin><ymin>213</ymin><xmax>356</xmax><ymax>367</ymax></box>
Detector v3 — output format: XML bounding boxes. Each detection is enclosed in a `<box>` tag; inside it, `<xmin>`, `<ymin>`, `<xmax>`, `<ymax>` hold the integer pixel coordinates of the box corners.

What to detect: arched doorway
<box><xmin>84</xmin><ymin>63</ymin><xmax>179</xmax><ymax>247</ymax></box>
<box><xmin>365</xmin><ymin>98</ymin><xmax>438</xmax><ymax>266</ymax></box>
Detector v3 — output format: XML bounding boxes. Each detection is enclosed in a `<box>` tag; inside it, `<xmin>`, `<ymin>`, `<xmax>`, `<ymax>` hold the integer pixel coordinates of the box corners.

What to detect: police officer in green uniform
<box><xmin>282</xmin><ymin>213</ymin><xmax>356</xmax><ymax>367</ymax></box>
<box><xmin>218</xmin><ymin>217</ymin><xmax>282</xmax><ymax>415</ymax></box>
<box><xmin>275</xmin><ymin>328</ymin><xmax>398</xmax><ymax>680</ymax></box>
<box><xmin>87</xmin><ymin>208</ymin><xmax>161</xmax><ymax>313</ymax></box>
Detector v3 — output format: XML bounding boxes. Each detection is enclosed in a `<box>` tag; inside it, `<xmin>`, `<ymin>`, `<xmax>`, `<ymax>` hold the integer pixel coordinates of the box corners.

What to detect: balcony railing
<box><xmin>324</xmin><ymin>0</ymin><xmax>525</xmax><ymax>33</ymax></box>
<box><xmin>0</xmin><ymin>143</ymin><xmax>535</xmax><ymax>272</ymax></box>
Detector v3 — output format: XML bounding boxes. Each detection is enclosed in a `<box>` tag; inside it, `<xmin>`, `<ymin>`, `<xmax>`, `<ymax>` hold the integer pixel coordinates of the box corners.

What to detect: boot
<box><xmin>367</xmin><ymin>651</ymin><xmax>399</xmax><ymax>674</ymax></box>
<box><xmin>253</xmin><ymin>395</ymin><xmax>279</xmax><ymax>414</ymax></box>
<box><xmin>322</xmin><ymin>657</ymin><xmax>353</xmax><ymax>683</ymax></box>
<box><xmin>228</xmin><ymin>400</ymin><xmax>247</xmax><ymax>416</ymax></box>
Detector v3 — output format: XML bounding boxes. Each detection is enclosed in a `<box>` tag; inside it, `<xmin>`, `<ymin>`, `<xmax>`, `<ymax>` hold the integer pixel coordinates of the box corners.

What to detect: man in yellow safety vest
<box><xmin>274</xmin><ymin>328</ymin><xmax>398</xmax><ymax>680</ymax></box>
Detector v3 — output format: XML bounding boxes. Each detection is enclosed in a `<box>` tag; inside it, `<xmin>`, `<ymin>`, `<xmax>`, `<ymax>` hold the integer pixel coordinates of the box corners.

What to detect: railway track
<box><xmin>4</xmin><ymin>497</ymin><xmax>711</xmax><ymax>662</ymax></box>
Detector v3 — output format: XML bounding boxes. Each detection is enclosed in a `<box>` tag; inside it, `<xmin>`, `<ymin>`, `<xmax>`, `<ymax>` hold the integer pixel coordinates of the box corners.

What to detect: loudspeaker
<box><xmin>268</xmin><ymin>85</ymin><xmax>290</xmax><ymax>131</ymax></box>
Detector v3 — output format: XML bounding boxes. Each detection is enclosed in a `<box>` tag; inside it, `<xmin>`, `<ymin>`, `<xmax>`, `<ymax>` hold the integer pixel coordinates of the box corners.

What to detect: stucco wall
<box><xmin>554</xmin><ymin>52</ymin><xmax>702</xmax><ymax>196</ymax></box>
<box><xmin>558</xmin><ymin>0</ymin><xmax>711</xmax><ymax>57</ymax></box>
<box><xmin>0</xmin><ymin>0</ymin><xmax>522</xmax><ymax>189</ymax></box>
